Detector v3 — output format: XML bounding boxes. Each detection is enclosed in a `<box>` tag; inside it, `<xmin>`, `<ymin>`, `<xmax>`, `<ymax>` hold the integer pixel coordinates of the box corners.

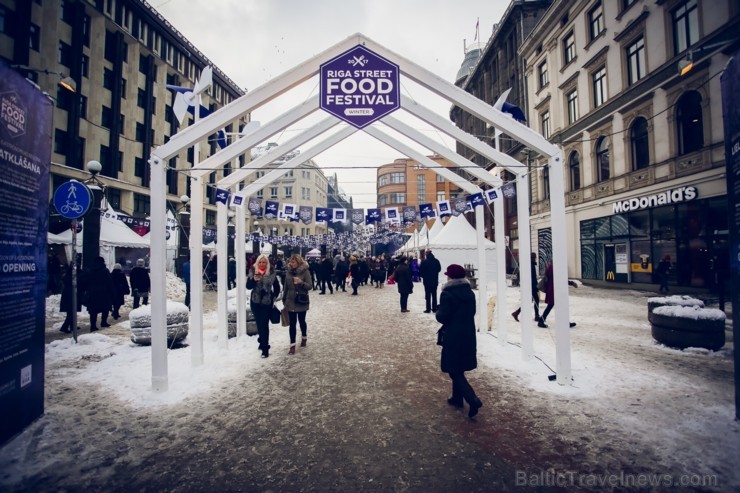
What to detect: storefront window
<box><xmin>580</xmin><ymin>219</ymin><xmax>594</xmax><ymax>240</ymax></box>
<box><xmin>581</xmin><ymin>243</ymin><xmax>598</xmax><ymax>279</ymax></box>
<box><xmin>611</xmin><ymin>215</ymin><xmax>629</xmax><ymax>238</ymax></box>
<box><xmin>594</xmin><ymin>217</ymin><xmax>610</xmax><ymax>239</ymax></box>
<box><xmin>651</xmin><ymin>206</ymin><xmax>676</xmax><ymax>240</ymax></box>
<box><xmin>630</xmin><ymin>240</ymin><xmax>653</xmax><ymax>283</ymax></box>
<box><xmin>628</xmin><ymin>210</ymin><xmax>649</xmax><ymax>238</ymax></box>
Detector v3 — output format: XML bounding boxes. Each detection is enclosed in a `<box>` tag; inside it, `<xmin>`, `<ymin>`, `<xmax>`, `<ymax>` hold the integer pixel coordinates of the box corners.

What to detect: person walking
<box><xmin>349</xmin><ymin>255</ymin><xmax>360</xmax><ymax>295</ymax></box>
<box><xmin>247</xmin><ymin>254</ymin><xmax>281</xmax><ymax>358</ymax></box>
<box><xmin>182</xmin><ymin>259</ymin><xmax>191</xmax><ymax>308</ymax></box>
<box><xmin>435</xmin><ymin>263</ymin><xmax>483</xmax><ymax>418</ymax></box>
<box><xmin>656</xmin><ymin>255</ymin><xmax>671</xmax><ymax>294</ymax></box>
<box><xmin>282</xmin><ymin>254</ymin><xmax>312</xmax><ymax>354</ymax></box>
<box><xmin>512</xmin><ymin>252</ymin><xmax>541</xmax><ymax>322</ymax></box>
<box><xmin>227</xmin><ymin>257</ymin><xmax>237</xmax><ymax>290</ymax></box>
<box><xmin>110</xmin><ymin>263</ymin><xmax>130</xmax><ymax>320</ymax></box>
<box><xmin>308</xmin><ymin>258</ymin><xmax>319</xmax><ymax>289</ymax></box>
<box><xmin>58</xmin><ymin>264</ymin><xmax>81</xmax><ymax>333</ymax></box>
<box><xmin>419</xmin><ymin>249</ymin><xmax>442</xmax><ymax>313</ymax></box>
<box><xmin>84</xmin><ymin>256</ymin><xmax>115</xmax><ymax>331</ymax></box>
<box><xmin>537</xmin><ymin>261</ymin><xmax>576</xmax><ymax>329</ymax></box>
<box><xmin>335</xmin><ymin>256</ymin><xmax>349</xmax><ymax>292</ymax></box>
<box><xmin>319</xmin><ymin>256</ymin><xmax>334</xmax><ymax>294</ymax></box>
<box><xmin>392</xmin><ymin>256</ymin><xmax>413</xmax><ymax>312</ymax></box>
<box><xmin>130</xmin><ymin>259</ymin><xmax>151</xmax><ymax>309</ymax></box>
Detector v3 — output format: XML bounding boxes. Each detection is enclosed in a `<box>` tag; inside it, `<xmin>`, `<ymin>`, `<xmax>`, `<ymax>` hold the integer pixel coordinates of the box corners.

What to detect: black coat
<box><xmin>110</xmin><ymin>268</ymin><xmax>130</xmax><ymax>306</ymax></box>
<box><xmin>84</xmin><ymin>263</ymin><xmax>115</xmax><ymax>313</ymax></box>
<box><xmin>435</xmin><ymin>279</ymin><xmax>477</xmax><ymax>373</ymax></box>
<box><xmin>130</xmin><ymin>266</ymin><xmax>151</xmax><ymax>293</ymax></box>
<box><xmin>319</xmin><ymin>259</ymin><xmax>334</xmax><ymax>280</ymax></box>
<box><xmin>393</xmin><ymin>263</ymin><xmax>413</xmax><ymax>295</ymax></box>
<box><xmin>419</xmin><ymin>254</ymin><xmax>441</xmax><ymax>285</ymax></box>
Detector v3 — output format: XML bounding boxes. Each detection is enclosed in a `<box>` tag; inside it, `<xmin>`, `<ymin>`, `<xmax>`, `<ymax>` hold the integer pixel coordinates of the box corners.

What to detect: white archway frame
<box><xmin>149</xmin><ymin>33</ymin><xmax>569</xmax><ymax>392</ymax></box>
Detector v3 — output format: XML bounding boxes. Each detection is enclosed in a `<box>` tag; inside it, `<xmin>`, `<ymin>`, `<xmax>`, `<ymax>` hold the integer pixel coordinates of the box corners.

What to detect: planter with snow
<box><xmin>650</xmin><ymin>305</ymin><xmax>725</xmax><ymax>350</ymax></box>
<box><xmin>647</xmin><ymin>295</ymin><xmax>704</xmax><ymax>317</ymax></box>
<box><xmin>129</xmin><ymin>301</ymin><xmax>189</xmax><ymax>346</ymax></box>
<box><xmin>227</xmin><ymin>293</ymin><xmax>258</xmax><ymax>338</ymax></box>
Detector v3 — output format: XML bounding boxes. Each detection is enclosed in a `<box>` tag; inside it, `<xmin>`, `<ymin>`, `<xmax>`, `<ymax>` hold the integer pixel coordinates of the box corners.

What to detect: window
<box><xmin>543</xmin><ymin>166</ymin><xmax>550</xmax><ymax>200</ymax></box>
<box><xmin>566</xmin><ymin>89</ymin><xmax>578</xmax><ymax>124</ymax></box>
<box><xmin>103</xmin><ymin>68</ymin><xmax>114</xmax><ymax>90</ymax></box>
<box><xmin>378</xmin><ymin>174</ymin><xmax>389</xmax><ymax>187</ymax></box>
<box><xmin>137</xmin><ymin>89</ymin><xmax>146</xmax><ymax>108</ymax></box>
<box><xmin>569</xmin><ymin>152</ymin><xmax>581</xmax><ymax>191</ymax></box>
<box><xmin>302</xmin><ymin>187</ymin><xmax>311</xmax><ymax>200</ymax></box>
<box><xmin>58</xmin><ymin>41</ymin><xmax>72</xmax><ymax>67</ymax></box>
<box><xmin>29</xmin><ymin>24</ymin><xmax>40</xmax><ymax>51</ymax></box>
<box><xmin>378</xmin><ymin>194</ymin><xmax>387</xmax><ymax>206</ymax></box>
<box><xmin>270</xmin><ymin>187</ymin><xmax>278</xmax><ymax>198</ymax></box>
<box><xmin>101</xmin><ymin>106</ymin><xmax>112</xmax><ymax>129</ymax></box>
<box><xmin>78</xmin><ymin>95</ymin><xmax>87</xmax><ymax>118</ymax></box>
<box><xmin>105</xmin><ymin>30</ymin><xmax>116</xmax><ymax>62</ymax></box>
<box><xmin>589</xmin><ymin>3</ymin><xmax>604</xmax><ymax>41</ymax></box>
<box><xmin>626</xmin><ymin>36</ymin><xmax>645</xmax><ymax>85</ymax></box>
<box><xmin>60</xmin><ymin>0</ymin><xmax>73</xmax><ymax>24</ymax></box>
<box><xmin>417</xmin><ymin>175</ymin><xmax>426</xmax><ymax>200</ymax></box>
<box><xmin>630</xmin><ymin>117</ymin><xmax>649</xmax><ymax>170</ymax></box>
<box><xmin>139</xmin><ymin>54</ymin><xmax>148</xmax><ymax>74</ymax></box>
<box><xmin>257</xmin><ymin>189</ymin><xmax>263</xmax><ymax>199</ymax></box>
<box><xmin>436</xmin><ymin>174</ymin><xmax>444</xmax><ymax>183</ymax></box>
<box><xmin>622</xmin><ymin>0</ymin><xmax>637</xmax><ymax>11</ymax></box>
<box><xmin>121</xmin><ymin>79</ymin><xmax>127</xmax><ymax>98</ymax></box>
<box><xmin>563</xmin><ymin>32</ymin><xmax>576</xmax><ymax>65</ymax></box>
<box><xmin>80</xmin><ymin>55</ymin><xmax>89</xmax><ymax>78</ymax></box>
<box><xmin>54</xmin><ymin>129</ymin><xmax>68</xmax><ymax>154</ymax></box>
<box><xmin>437</xmin><ymin>191</ymin><xmax>446</xmax><ymax>202</ymax></box>
<box><xmin>538</xmin><ymin>60</ymin><xmax>548</xmax><ymax>89</ymax></box>
<box><xmin>672</xmin><ymin>0</ymin><xmax>699</xmax><ymax>54</ymax></box>
<box><xmin>592</xmin><ymin>66</ymin><xmax>607</xmax><ymax>108</ymax></box>
<box><xmin>596</xmin><ymin>137</ymin><xmax>610</xmax><ymax>182</ymax></box>
<box><xmin>390</xmin><ymin>193</ymin><xmax>406</xmax><ymax>203</ymax></box>
<box><xmin>134</xmin><ymin>193</ymin><xmax>151</xmax><ymax>215</ymax></box>
<box><xmin>541</xmin><ymin>111</ymin><xmax>551</xmax><ymax>139</ymax></box>
<box><xmin>134</xmin><ymin>157</ymin><xmax>145</xmax><ymax>178</ymax></box>
<box><xmin>390</xmin><ymin>172</ymin><xmax>405</xmax><ymax>184</ymax></box>
<box><xmin>136</xmin><ymin>122</ymin><xmax>146</xmax><ymax>142</ymax></box>
<box><xmin>0</xmin><ymin>6</ymin><xmax>7</xmax><ymax>34</ymax></box>
<box><xmin>284</xmin><ymin>186</ymin><xmax>292</xmax><ymax>198</ymax></box>
<box><xmin>677</xmin><ymin>91</ymin><xmax>703</xmax><ymax>155</ymax></box>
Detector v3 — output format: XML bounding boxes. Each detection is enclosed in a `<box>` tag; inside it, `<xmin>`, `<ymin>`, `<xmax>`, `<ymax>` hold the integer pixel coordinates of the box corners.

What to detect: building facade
<box><xmin>450</xmin><ymin>0</ymin><xmax>554</xmax><ymax>272</ymax></box>
<box><xmin>1</xmin><ymin>0</ymin><xmax>246</xmax><ymax>231</ymax></box>
<box><xmin>376</xmin><ymin>156</ymin><xmax>464</xmax><ymax>213</ymax></box>
<box><xmin>520</xmin><ymin>0</ymin><xmax>739</xmax><ymax>290</ymax></box>
<box><xmin>245</xmin><ymin>144</ymin><xmax>330</xmax><ymax>238</ymax></box>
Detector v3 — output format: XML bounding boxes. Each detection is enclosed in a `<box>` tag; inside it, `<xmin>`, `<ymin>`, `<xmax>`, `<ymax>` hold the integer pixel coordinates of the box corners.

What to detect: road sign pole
<box><xmin>71</xmin><ymin>220</ymin><xmax>78</xmax><ymax>343</ymax></box>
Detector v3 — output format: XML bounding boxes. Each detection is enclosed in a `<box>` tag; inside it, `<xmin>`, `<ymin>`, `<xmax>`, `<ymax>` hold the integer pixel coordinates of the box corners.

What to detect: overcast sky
<box><xmin>153</xmin><ymin>0</ymin><xmax>510</xmax><ymax>209</ymax></box>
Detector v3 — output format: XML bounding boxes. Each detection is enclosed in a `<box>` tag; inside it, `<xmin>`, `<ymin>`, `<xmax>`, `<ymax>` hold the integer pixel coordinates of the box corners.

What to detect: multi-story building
<box><xmin>326</xmin><ymin>173</ymin><xmax>353</xmax><ymax>233</ymax></box>
<box><xmin>245</xmin><ymin>144</ymin><xmax>330</xmax><ymax>238</ymax></box>
<box><xmin>376</xmin><ymin>156</ymin><xmax>463</xmax><ymax>212</ymax></box>
<box><xmin>520</xmin><ymin>0</ymin><xmax>738</xmax><ymax>290</ymax></box>
<box><xmin>1</xmin><ymin>0</ymin><xmax>246</xmax><ymax>230</ymax></box>
<box><xmin>450</xmin><ymin>0</ymin><xmax>554</xmax><ymax>271</ymax></box>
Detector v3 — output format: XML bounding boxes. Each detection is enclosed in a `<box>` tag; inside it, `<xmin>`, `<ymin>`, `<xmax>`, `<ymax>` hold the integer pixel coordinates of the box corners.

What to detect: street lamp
<box><xmin>82</xmin><ymin>160</ymin><xmax>104</xmax><ymax>272</ymax></box>
<box><xmin>11</xmin><ymin>66</ymin><xmax>77</xmax><ymax>93</ymax></box>
<box><xmin>177</xmin><ymin>195</ymin><xmax>190</xmax><ymax>277</ymax></box>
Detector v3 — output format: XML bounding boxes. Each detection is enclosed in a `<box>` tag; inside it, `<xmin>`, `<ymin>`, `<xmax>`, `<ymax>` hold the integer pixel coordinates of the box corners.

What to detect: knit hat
<box><xmin>444</xmin><ymin>264</ymin><xmax>466</xmax><ymax>279</ymax></box>
<box><xmin>136</xmin><ymin>259</ymin><xmax>145</xmax><ymax>267</ymax></box>
<box><xmin>113</xmin><ymin>263</ymin><xmax>122</xmax><ymax>270</ymax></box>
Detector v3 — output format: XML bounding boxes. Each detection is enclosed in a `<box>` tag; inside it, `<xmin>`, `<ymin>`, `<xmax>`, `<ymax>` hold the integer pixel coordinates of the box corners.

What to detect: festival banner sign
<box><xmin>366</xmin><ymin>208</ymin><xmax>381</xmax><ymax>224</ymax></box>
<box><xmin>419</xmin><ymin>203</ymin><xmax>434</xmax><ymax>218</ymax></box>
<box><xmin>402</xmin><ymin>205</ymin><xmax>417</xmax><ymax>223</ymax></box>
<box><xmin>351</xmin><ymin>208</ymin><xmax>365</xmax><ymax>225</ymax></box>
<box><xmin>247</xmin><ymin>197</ymin><xmax>263</xmax><ymax>217</ymax></box>
<box><xmin>385</xmin><ymin>207</ymin><xmax>399</xmax><ymax>223</ymax></box>
<box><xmin>214</xmin><ymin>188</ymin><xmax>230</xmax><ymax>204</ymax></box>
<box><xmin>0</xmin><ymin>62</ymin><xmax>52</xmax><ymax>445</ymax></box>
<box><xmin>332</xmin><ymin>208</ymin><xmax>347</xmax><ymax>223</ymax></box>
<box><xmin>485</xmin><ymin>188</ymin><xmax>501</xmax><ymax>203</ymax></box>
<box><xmin>467</xmin><ymin>192</ymin><xmax>485</xmax><ymax>208</ymax></box>
<box><xmin>299</xmin><ymin>206</ymin><xmax>313</xmax><ymax>225</ymax></box>
<box><xmin>502</xmin><ymin>182</ymin><xmax>516</xmax><ymax>199</ymax></box>
<box><xmin>264</xmin><ymin>200</ymin><xmax>279</xmax><ymax>218</ymax></box>
<box><xmin>316</xmin><ymin>207</ymin><xmax>331</xmax><ymax>222</ymax></box>
<box><xmin>436</xmin><ymin>200</ymin><xmax>451</xmax><ymax>217</ymax></box>
<box><xmin>319</xmin><ymin>45</ymin><xmax>400</xmax><ymax>129</ymax></box>
<box><xmin>451</xmin><ymin>197</ymin><xmax>468</xmax><ymax>216</ymax></box>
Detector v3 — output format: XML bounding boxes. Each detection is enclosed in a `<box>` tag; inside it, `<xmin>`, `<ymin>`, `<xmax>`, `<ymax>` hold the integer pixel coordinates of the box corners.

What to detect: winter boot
<box><xmin>468</xmin><ymin>397</ymin><xmax>483</xmax><ymax>418</ymax></box>
<box><xmin>300</xmin><ymin>337</ymin><xmax>307</xmax><ymax>347</ymax></box>
<box><xmin>288</xmin><ymin>344</ymin><xmax>296</xmax><ymax>355</ymax></box>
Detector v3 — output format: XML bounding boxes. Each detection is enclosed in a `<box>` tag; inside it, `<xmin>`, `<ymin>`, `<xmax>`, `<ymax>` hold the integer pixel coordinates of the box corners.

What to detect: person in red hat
<box><xmin>435</xmin><ymin>263</ymin><xmax>483</xmax><ymax>418</ymax></box>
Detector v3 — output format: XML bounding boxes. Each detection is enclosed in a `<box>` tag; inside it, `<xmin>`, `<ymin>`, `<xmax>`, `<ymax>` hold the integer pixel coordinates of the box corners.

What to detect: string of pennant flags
<box><xmin>216</xmin><ymin>182</ymin><xmax>516</xmax><ymax>227</ymax></box>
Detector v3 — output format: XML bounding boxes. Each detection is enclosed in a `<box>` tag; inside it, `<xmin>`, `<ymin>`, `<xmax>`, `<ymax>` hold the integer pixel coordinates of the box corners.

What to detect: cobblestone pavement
<box><xmin>2</xmin><ymin>282</ymin><xmax>735</xmax><ymax>492</ymax></box>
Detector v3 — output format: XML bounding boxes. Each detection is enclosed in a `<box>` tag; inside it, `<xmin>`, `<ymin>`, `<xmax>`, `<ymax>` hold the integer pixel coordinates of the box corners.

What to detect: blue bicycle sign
<box><xmin>53</xmin><ymin>181</ymin><xmax>92</xmax><ymax>220</ymax></box>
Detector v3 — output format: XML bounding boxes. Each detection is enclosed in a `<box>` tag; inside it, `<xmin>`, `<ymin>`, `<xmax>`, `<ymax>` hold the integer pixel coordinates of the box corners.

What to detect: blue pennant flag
<box><xmin>265</xmin><ymin>200</ymin><xmax>279</xmax><ymax>218</ymax></box>
<box><xmin>419</xmin><ymin>203</ymin><xmax>434</xmax><ymax>218</ymax></box>
<box><xmin>366</xmin><ymin>208</ymin><xmax>381</xmax><ymax>224</ymax></box>
<box><xmin>467</xmin><ymin>192</ymin><xmax>485</xmax><ymax>208</ymax></box>
<box><xmin>316</xmin><ymin>207</ymin><xmax>331</xmax><ymax>222</ymax></box>
<box><xmin>215</xmin><ymin>188</ymin><xmax>230</xmax><ymax>204</ymax></box>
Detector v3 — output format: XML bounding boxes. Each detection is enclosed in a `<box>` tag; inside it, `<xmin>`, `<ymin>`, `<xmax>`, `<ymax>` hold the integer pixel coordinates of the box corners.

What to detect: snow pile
<box><xmin>653</xmin><ymin>305</ymin><xmax>726</xmax><ymax>321</ymax></box>
<box><xmin>648</xmin><ymin>295</ymin><xmax>705</xmax><ymax>308</ymax></box>
<box><xmin>129</xmin><ymin>300</ymin><xmax>190</xmax><ymax>326</ymax></box>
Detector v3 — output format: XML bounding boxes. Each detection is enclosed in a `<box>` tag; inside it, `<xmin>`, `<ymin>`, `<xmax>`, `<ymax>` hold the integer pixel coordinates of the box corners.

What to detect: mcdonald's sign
<box><xmin>606</xmin><ymin>271</ymin><xmax>615</xmax><ymax>281</ymax></box>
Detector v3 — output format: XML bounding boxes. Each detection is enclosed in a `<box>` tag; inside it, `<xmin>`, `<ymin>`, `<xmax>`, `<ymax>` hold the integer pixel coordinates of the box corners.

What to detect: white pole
<box><xmin>216</xmin><ymin>201</ymin><xmax>229</xmax><ymax>348</ymax></box>
<box><xmin>548</xmin><ymin>152</ymin><xmax>571</xmax><ymax>383</ymax></box>
<box><xmin>517</xmin><ymin>172</ymin><xmax>534</xmax><ymax>358</ymax></box>
<box><xmin>494</xmin><ymin>196</ymin><xmax>507</xmax><ymax>341</ymax></box>
<box><xmin>475</xmin><ymin>206</ymin><xmax>487</xmax><ymax>332</ymax></box>
<box><xmin>149</xmin><ymin>156</ymin><xmax>168</xmax><ymax>392</ymax></box>
<box><xmin>190</xmin><ymin>178</ymin><xmax>204</xmax><ymax>366</ymax></box>
<box><xmin>236</xmin><ymin>196</ymin><xmax>246</xmax><ymax>337</ymax></box>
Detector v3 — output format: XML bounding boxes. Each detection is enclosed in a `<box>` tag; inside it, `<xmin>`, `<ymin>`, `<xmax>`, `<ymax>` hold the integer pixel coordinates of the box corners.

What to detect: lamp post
<box><xmin>252</xmin><ymin>219</ymin><xmax>261</xmax><ymax>257</ymax></box>
<box><xmin>177</xmin><ymin>194</ymin><xmax>190</xmax><ymax>277</ymax></box>
<box><xmin>82</xmin><ymin>160</ymin><xmax>103</xmax><ymax>273</ymax></box>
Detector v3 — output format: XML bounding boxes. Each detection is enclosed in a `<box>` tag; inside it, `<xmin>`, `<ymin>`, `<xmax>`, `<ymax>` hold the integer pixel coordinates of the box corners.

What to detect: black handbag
<box><xmin>436</xmin><ymin>327</ymin><xmax>445</xmax><ymax>346</ymax></box>
<box><xmin>295</xmin><ymin>292</ymin><xmax>309</xmax><ymax>305</ymax></box>
<box><xmin>270</xmin><ymin>305</ymin><xmax>281</xmax><ymax>324</ymax></box>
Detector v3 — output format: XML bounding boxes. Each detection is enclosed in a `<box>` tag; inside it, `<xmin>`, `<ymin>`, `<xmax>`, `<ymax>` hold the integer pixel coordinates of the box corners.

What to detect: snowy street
<box><xmin>0</xmin><ymin>279</ymin><xmax>737</xmax><ymax>492</ymax></box>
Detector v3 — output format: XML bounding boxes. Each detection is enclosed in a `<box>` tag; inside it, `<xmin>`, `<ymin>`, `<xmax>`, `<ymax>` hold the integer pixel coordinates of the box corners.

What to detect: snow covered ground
<box><xmin>3</xmin><ymin>276</ymin><xmax>738</xmax><ymax>491</ymax></box>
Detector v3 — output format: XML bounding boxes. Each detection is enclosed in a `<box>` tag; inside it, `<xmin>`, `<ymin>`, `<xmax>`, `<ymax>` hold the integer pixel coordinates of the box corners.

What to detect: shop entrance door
<box><xmin>604</xmin><ymin>244</ymin><xmax>617</xmax><ymax>282</ymax></box>
<box><xmin>604</xmin><ymin>243</ymin><xmax>629</xmax><ymax>282</ymax></box>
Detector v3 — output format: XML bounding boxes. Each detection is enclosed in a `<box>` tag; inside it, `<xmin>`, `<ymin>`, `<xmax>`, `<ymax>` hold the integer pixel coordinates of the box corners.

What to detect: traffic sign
<box><xmin>53</xmin><ymin>181</ymin><xmax>92</xmax><ymax>219</ymax></box>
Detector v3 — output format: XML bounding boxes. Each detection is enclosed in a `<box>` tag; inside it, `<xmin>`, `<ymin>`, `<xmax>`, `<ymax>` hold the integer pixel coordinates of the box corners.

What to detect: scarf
<box><xmin>256</xmin><ymin>265</ymin><xmax>267</xmax><ymax>276</ymax></box>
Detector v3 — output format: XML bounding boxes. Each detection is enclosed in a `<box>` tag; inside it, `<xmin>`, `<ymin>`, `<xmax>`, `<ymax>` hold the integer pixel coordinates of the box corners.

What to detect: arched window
<box><xmin>677</xmin><ymin>90</ymin><xmax>703</xmax><ymax>155</ymax></box>
<box><xmin>569</xmin><ymin>151</ymin><xmax>581</xmax><ymax>191</ymax></box>
<box><xmin>596</xmin><ymin>137</ymin><xmax>610</xmax><ymax>182</ymax></box>
<box><xmin>630</xmin><ymin>117</ymin><xmax>649</xmax><ymax>170</ymax></box>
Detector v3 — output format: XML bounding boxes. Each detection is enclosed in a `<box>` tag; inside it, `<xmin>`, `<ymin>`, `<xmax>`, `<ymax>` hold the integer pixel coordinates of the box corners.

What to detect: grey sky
<box><xmin>154</xmin><ymin>0</ymin><xmax>509</xmax><ymax>208</ymax></box>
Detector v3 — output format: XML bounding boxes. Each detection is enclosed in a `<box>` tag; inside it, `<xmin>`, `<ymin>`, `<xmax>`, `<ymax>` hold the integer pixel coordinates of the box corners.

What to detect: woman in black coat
<box><xmin>110</xmin><ymin>263</ymin><xmax>130</xmax><ymax>320</ymax></box>
<box><xmin>84</xmin><ymin>256</ymin><xmax>115</xmax><ymax>331</ymax></box>
<box><xmin>392</xmin><ymin>257</ymin><xmax>413</xmax><ymax>312</ymax></box>
<box><xmin>435</xmin><ymin>263</ymin><xmax>482</xmax><ymax>418</ymax></box>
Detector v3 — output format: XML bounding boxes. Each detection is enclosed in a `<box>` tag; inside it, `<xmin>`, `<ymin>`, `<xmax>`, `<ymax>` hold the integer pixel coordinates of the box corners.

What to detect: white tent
<box><xmin>305</xmin><ymin>248</ymin><xmax>321</xmax><ymax>258</ymax></box>
<box><xmin>428</xmin><ymin>214</ymin><xmax>497</xmax><ymax>289</ymax></box>
<box><xmin>144</xmin><ymin>210</ymin><xmax>178</xmax><ymax>272</ymax></box>
<box><xmin>47</xmin><ymin>232</ymin><xmax>71</xmax><ymax>245</ymax></box>
<box><xmin>56</xmin><ymin>208</ymin><xmax>150</xmax><ymax>269</ymax></box>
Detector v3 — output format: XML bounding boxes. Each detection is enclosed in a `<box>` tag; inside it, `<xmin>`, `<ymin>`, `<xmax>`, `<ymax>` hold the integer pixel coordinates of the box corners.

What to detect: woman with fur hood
<box><xmin>247</xmin><ymin>254</ymin><xmax>281</xmax><ymax>358</ymax></box>
<box><xmin>283</xmin><ymin>254</ymin><xmax>313</xmax><ymax>355</ymax></box>
<box><xmin>435</xmin><ymin>264</ymin><xmax>483</xmax><ymax>418</ymax></box>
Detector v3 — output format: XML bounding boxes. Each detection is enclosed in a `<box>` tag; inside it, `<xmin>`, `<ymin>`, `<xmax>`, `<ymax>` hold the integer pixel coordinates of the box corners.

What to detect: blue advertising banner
<box><xmin>320</xmin><ymin>45</ymin><xmax>400</xmax><ymax>129</ymax></box>
<box><xmin>720</xmin><ymin>49</ymin><xmax>740</xmax><ymax>420</ymax></box>
<box><xmin>0</xmin><ymin>62</ymin><xmax>52</xmax><ymax>445</ymax></box>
